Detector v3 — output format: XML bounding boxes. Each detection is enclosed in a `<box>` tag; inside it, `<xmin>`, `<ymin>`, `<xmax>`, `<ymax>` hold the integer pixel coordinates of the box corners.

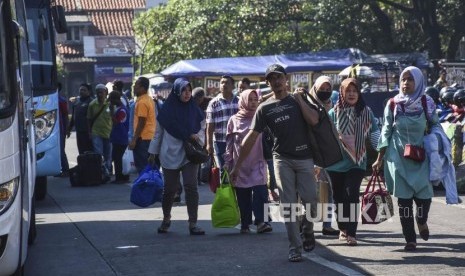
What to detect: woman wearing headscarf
<box><xmin>148</xmin><ymin>78</ymin><xmax>206</xmax><ymax>235</ymax></box>
<box><xmin>306</xmin><ymin>76</ymin><xmax>340</xmax><ymax>236</ymax></box>
<box><xmin>223</xmin><ymin>89</ymin><xmax>271</xmax><ymax>234</ymax></box>
<box><xmin>309</xmin><ymin>76</ymin><xmax>333</xmax><ymax>111</ymax></box>
<box><xmin>326</xmin><ymin>78</ymin><xmax>380</xmax><ymax>246</ymax></box>
<box><xmin>373</xmin><ymin>66</ymin><xmax>438</xmax><ymax>251</ymax></box>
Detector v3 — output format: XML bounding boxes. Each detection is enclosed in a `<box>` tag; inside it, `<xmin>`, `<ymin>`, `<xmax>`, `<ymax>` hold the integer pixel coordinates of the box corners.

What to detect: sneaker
<box><xmin>189</xmin><ymin>226</ymin><xmax>205</xmax><ymax>235</ymax></box>
<box><xmin>257</xmin><ymin>222</ymin><xmax>273</xmax><ymax>234</ymax></box>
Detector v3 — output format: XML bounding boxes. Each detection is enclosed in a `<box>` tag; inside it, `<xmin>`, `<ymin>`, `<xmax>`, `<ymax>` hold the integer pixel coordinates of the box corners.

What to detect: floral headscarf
<box><xmin>393</xmin><ymin>66</ymin><xmax>435</xmax><ymax>119</ymax></box>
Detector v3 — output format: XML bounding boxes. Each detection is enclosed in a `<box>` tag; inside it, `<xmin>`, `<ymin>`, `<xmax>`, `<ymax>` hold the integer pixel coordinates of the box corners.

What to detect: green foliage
<box><xmin>134</xmin><ymin>0</ymin><xmax>465</xmax><ymax>74</ymax></box>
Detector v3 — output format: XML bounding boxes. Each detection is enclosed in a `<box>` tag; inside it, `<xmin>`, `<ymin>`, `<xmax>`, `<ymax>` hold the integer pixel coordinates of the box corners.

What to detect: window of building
<box><xmin>66</xmin><ymin>26</ymin><xmax>81</xmax><ymax>41</ymax></box>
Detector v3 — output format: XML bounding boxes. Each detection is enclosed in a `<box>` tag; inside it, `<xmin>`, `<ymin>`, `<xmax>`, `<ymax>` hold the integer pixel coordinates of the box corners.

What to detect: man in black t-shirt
<box><xmin>230</xmin><ymin>64</ymin><xmax>320</xmax><ymax>262</ymax></box>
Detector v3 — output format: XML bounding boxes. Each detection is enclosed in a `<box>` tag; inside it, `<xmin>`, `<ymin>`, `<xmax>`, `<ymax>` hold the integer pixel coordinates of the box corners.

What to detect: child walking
<box><xmin>224</xmin><ymin>89</ymin><xmax>272</xmax><ymax>234</ymax></box>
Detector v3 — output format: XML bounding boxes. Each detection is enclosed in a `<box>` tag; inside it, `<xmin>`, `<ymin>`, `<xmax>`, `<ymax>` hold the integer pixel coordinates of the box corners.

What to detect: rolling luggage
<box><xmin>70</xmin><ymin>152</ymin><xmax>103</xmax><ymax>186</ymax></box>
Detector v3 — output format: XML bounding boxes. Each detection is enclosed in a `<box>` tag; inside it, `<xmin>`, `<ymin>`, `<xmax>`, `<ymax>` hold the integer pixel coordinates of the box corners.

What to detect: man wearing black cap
<box><xmin>230</xmin><ymin>64</ymin><xmax>320</xmax><ymax>262</ymax></box>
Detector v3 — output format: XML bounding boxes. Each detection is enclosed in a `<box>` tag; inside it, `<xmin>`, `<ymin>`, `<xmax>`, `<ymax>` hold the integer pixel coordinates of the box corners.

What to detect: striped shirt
<box><xmin>206</xmin><ymin>94</ymin><xmax>239</xmax><ymax>142</ymax></box>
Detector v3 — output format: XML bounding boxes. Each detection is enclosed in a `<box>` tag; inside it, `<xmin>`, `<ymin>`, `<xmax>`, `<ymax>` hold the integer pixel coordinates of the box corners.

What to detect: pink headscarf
<box><xmin>235</xmin><ymin>89</ymin><xmax>258</xmax><ymax>119</ymax></box>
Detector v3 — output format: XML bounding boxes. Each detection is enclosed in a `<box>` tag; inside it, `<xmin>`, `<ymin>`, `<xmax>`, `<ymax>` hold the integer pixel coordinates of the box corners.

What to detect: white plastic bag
<box><xmin>122</xmin><ymin>149</ymin><xmax>137</xmax><ymax>175</ymax></box>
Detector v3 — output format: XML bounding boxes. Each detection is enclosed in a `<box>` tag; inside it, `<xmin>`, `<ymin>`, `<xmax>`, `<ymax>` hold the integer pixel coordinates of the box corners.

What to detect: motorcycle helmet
<box><xmin>441</xmin><ymin>90</ymin><xmax>455</xmax><ymax>105</ymax></box>
<box><xmin>425</xmin><ymin>86</ymin><xmax>440</xmax><ymax>104</ymax></box>
<box><xmin>453</xmin><ymin>89</ymin><xmax>465</xmax><ymax>106</ymax></box>
<box><xmin>440</xmin><ymin>86</ymin><xmax>457</xmax><ymax>105</ymax></box>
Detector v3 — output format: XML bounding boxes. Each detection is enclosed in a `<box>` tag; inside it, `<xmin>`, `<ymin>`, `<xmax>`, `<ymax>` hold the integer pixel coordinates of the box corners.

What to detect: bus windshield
<box><xmin>26</xmin><ymin>1</ymin><xmax>55</xmax><ymax>96</ymax></box>
<box><xmin>0</xmin><ymin>1</ymin><xmax>12</xmax><ymax>114</ymax></box>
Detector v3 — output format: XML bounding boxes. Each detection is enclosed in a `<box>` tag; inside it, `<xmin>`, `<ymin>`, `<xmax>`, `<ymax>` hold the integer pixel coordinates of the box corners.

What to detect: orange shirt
<box><xmin>134</xmin><ymin>94</ymin><xmax>156</xmax><ymax>140</ymax></box>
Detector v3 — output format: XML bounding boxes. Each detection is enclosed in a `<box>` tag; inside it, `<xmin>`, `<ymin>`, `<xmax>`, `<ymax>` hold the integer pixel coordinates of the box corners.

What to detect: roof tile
<box><xmin>88</xmin><ymin>11</ymin><xmax>135</xmax><ymax>36</ymax></box>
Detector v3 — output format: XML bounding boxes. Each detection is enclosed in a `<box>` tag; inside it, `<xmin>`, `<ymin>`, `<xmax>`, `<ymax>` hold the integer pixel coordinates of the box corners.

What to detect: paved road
<box><xmin>24</xmin><ymin>134</ymin><xmax>465</xmax><ymax>275</ymax></box>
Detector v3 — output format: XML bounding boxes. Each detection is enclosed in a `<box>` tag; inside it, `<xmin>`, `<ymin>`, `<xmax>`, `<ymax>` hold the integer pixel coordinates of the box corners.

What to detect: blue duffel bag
<box><xmin>130</xmin><ymin>165</ymin><xmax>164</xmax><ymax>207</ymax></box>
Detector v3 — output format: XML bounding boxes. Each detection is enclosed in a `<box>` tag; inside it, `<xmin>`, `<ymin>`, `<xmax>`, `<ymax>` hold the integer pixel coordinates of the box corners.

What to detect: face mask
<box><xmin>317</xmin><ymin>91</ymin><xmax>332</xmax><ymax>101</ymax></box>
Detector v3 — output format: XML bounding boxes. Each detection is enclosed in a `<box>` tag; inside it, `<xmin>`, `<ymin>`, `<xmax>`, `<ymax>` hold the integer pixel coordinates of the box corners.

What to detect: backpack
<box><xmin>389</xmin><ymin>95</ymin><xmax>428</xmax><ymax>116</ymax></box>
<box><xmin>389</xmin><ymin>95</ymin><xmax>430</xmax><ymax>134</ymax></box>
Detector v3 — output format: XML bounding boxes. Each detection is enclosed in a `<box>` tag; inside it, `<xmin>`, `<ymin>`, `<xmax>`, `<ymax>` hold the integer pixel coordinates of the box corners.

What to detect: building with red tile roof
<box><xmin>55</xmin><ymin>0</ymin><xmax>163</xmax><ymax>97</ymax></box>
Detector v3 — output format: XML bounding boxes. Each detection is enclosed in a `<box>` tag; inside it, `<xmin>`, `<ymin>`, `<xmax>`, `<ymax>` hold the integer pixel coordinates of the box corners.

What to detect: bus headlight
<box><xmin>35</xmin><ymin>110</ymin><xmax>57</xmax><ymax>144</ymax></box>
<box><xmin>0</xmin><ymin>178</ymin><xmax>19</xmax><ymax>215</ymax></box>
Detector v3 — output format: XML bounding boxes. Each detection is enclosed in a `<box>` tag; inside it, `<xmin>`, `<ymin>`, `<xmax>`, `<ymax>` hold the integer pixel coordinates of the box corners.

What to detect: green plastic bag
<box><xmin>211</xmin><ymin>171</ymin><xmax>240</xmax><ymax>228</ymax></box>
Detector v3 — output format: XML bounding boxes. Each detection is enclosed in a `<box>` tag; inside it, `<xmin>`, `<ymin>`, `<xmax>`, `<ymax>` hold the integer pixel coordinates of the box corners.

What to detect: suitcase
<box><xmin>70</xmin><ymin>152</ymin><xmax>103</xmax><ymax>186</ymax></box>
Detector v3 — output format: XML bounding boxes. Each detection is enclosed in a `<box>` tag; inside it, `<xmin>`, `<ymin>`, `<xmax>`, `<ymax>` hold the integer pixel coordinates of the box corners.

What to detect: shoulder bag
<box><xmin>184</xmin><ymin>139</ymin><xmax>209</xmax><ymax>164</ymax></box>
<box><xmin>303</xmin><ymin>92</ymin><xmax>343</xmax><ymax>168</ymax></box>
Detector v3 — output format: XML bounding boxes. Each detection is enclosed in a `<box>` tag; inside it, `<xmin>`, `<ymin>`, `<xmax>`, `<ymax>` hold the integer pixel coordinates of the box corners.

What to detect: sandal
<box><xmin>157</xmin><ymin>219</ymin><xmax>171</xmax><ymax>234</ymax></box>
<box><xmin>339</xmin><ymin>230</ymin><xmax>347</xmax><ymax>241</ymax></box>
<box><xmin>189</xmin><ymin>226</ymin><xmax>205</xmax><ymax>235</ymax></box>
<box><xmin>346</xmin><ymin>236</ymin><xmax>357</xmax><ymax>246</ymax></box>
<box><xmin>302</xmin><ymin>233</ymin><xmax>316</xmax><ymax>252</ymax></box>
<box><xmin>288</xmin><ymin>249</ymin><xmax>302</xmax><ymax>262</ymax></box>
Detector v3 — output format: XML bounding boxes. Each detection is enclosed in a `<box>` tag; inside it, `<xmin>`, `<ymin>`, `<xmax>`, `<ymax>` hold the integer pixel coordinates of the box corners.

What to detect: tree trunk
<box><xmin>368</xmin><ymin>2</ymin><xmax>395</xmax><ymax>52</ymax></box>
<box><xmin>412</xmin><ymin>0</ymin><xmax>442</xmax><ymax>59</ymax></box>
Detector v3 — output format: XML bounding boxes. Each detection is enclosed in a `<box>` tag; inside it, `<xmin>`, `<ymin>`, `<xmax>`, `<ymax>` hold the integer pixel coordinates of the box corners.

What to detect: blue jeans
<box><xmin>213</xmin><ymin>141</ymin><xmax>226</xmax><ymax>169</ymax></box>
<box><xmin>133</xmin><ymin>139</ymin><xmax>151</xmax><ymax>173</ymax></box>
<box><xmin>235</xmin><ymin>185</ymin><xmax>269</xmax><ymax>228</ymax></box>
<box><xmin>92</xmin><ymin>135</ymin><xmax>112</xmax><ymax>174</ymax></box>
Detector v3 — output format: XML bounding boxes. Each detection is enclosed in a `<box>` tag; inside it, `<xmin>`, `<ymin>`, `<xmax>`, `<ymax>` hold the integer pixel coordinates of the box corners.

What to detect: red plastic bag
<box><xmin>209</xmin><ymin>158</ymin><xmax>220</xmax><ymax>193</ymax></box>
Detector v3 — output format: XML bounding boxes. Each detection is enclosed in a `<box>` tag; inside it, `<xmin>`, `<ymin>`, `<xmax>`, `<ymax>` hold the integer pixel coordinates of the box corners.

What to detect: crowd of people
<box><xmin>59</xmin><ymin>64</ymin><xmax>459</xmax><ymax>262</ymax></box>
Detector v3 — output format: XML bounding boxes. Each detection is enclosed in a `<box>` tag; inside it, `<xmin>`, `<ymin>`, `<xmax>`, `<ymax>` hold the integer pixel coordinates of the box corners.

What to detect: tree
<box><xmin>134</xmin><ymin>0</ymin><xmax>465</xmax><ymax>73</ymax></box>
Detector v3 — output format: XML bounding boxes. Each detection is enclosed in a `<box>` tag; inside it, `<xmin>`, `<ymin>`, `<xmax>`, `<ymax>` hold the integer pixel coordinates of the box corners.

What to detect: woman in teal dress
<box><xmin>373</xmin><ymin>66</ymin><xmax>438</xmax><ymax>251</ymax></box>
<box><xmin>326</xmin><ymin>78</ymin><xmax>380</xmax><ymax>246</ymax></box>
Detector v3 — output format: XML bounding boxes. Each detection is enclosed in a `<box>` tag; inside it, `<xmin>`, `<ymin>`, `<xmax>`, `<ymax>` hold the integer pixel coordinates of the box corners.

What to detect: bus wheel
<box><xmin>35</xmin><ymin>176</ymin><xmax>47</xmax><ymax>200</ymax></box>
<box><xmin>28</xmin><ymin>199</ymin><xmax>37</xmax><ymax>245</ymax></box>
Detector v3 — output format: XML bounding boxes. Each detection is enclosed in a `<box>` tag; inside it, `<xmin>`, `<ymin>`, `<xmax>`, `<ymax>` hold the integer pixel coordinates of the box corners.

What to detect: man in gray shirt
<box><xmin>230</xmin><ymin>64</ymin><xmax>319</xmax><ymax>262</ymax></box>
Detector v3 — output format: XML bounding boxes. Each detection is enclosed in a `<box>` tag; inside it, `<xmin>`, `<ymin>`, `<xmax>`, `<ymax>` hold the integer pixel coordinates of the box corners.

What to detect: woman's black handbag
<box><xmin>303</xmin><ymin>92</ymin><xmax>343</xmax><ymax>168</ymax></box>
<box><xmin>184</xmin><ymin>139</ymin><xmax>209</xmax><ymax>164</ymax></box>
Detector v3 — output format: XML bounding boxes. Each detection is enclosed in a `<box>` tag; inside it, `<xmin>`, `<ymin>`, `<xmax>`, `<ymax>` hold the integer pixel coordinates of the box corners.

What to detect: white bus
<box><xmin>0</xmin><ymin>0</ymin><xmax>36</xmax><ymax>275</ymax></box>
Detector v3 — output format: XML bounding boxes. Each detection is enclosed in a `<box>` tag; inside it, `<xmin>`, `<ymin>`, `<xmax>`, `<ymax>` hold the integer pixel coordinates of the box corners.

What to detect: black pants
<box><xmin>235</xmin><ymin>185</ymin><xmax>269</xmax><ymax>229</ymax></box>
<box><xmin>328</xmin><ymin>169</ymin><xmax>365</xmax><ymax>237</ymax></box>
<box><xmin>112</xmin><ymin>144</ymin><xmax>128</xmax><ymax>181</ymax></box>
<box><xmin>398</xmin><ymin>197</ymin><xmax>432</xmax><ymax>243</ymax></box>
<box><xmin>76</xmin><ymin>131</ymin><xmax>93</xmax><ymax>154</ymax></box>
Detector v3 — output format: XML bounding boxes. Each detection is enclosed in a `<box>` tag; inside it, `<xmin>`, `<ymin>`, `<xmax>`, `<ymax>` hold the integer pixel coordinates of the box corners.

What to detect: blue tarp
<box><xmin>161</xmin><ymin>48</ymin><xmax>379</xmax><ymax>77</ymax></box>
